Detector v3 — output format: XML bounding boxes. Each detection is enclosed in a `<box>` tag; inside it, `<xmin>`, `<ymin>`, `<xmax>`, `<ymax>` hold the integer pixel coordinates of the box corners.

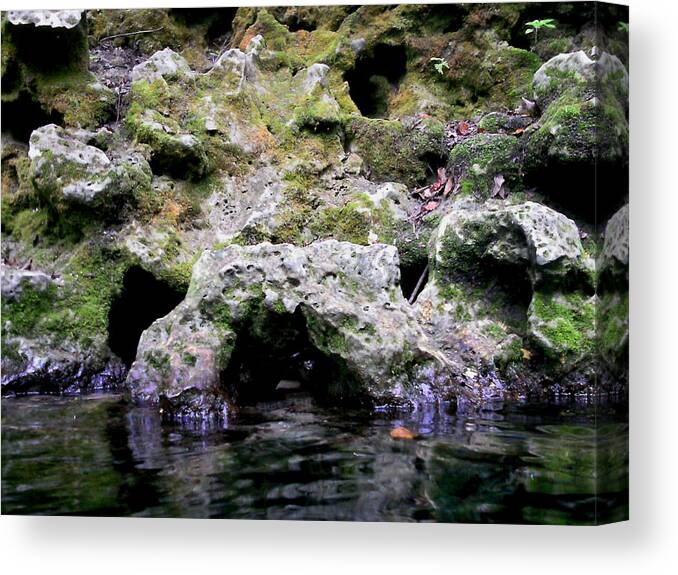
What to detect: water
<box><xmin>1</xmin><ymin>393</ymin><xmax>628</xmax><ymax>524</ymax></box>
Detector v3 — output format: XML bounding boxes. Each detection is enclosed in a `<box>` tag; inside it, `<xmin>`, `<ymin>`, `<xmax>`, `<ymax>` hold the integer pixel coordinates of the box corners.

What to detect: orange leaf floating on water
<box><xmin>390</xmin><ymin>426</ymin><xmax>417</xmax><ymax>440</ymax></box>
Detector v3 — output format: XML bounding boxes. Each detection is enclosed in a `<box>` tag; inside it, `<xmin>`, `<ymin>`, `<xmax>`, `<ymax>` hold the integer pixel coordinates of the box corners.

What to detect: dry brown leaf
<box><xmin>513</xmin><ymin>127</ymin><xmax>525</xmax><ymax>136</ymax></box>
<box><xmin>390</xmin><ymin>427</ymin><xmax>417</xmax><ymax>440</ymax></box>
<box><xmin>443</xmin><ymin>177</ymin><xmax>454</xmax><ymax>196</ymax></box>
<box><xmin>521</xmin><ymin>348</ymin><xmax>533</xmax><ymax>361</ymax></box>
<box><xmin>458</xmin><ymin>120</ymin><xmax>470</xmax><ymax>135</ymax></box>
<box><xmin>491</xmin><ymin>174</ymin><xmax>507</xmax><ymax>199</ymax></box>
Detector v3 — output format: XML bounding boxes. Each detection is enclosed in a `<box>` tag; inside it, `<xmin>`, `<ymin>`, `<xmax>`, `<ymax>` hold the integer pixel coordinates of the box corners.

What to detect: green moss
<box><xmin>308</xmin><ymin>203</ymin><xmax>371</xmax><ymax>245</ymax></box>
<box><xmin>531</xmin><ymin>291</ymin><xmax>595</xmax><ymax>360</ymax></box>
<box><xmin>483</xmin><ymin>322</ymin><xmax>507</xmax><ymax>339</ymax></box>
<box><xmin>294</xmin><ymin>91</ymin><xmax>343</xmax><ymax>132</ymax></box>
<box><xmin>1</xmin><ymin>283</ymin><xmax>58</xmax><ymax>336</ymax></box>
<box><xmin>346</xmin><ymin>117</ymin><xmax>445</xmax><ymax>188</ymax></box>
<box><xmin>447</xmin><ymin>133</ymin><xmax>521</xmax><ymax>198</ymax></box>
<box><xmin>599</xmin><ymin>291</ymin><xmax>628</xmax><ymax>358</ymax></box>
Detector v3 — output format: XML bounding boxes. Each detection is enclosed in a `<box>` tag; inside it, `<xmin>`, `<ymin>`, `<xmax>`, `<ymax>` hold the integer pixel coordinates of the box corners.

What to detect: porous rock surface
<box><xmin>127</xmin><ymin>241</ymin><xmax>464</xmax><ymax>416</ymax></box>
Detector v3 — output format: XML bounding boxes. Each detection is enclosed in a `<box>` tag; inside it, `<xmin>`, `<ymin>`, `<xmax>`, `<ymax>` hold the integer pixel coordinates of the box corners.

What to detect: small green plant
<box><xmin>430</xmin><ymin>57</ymin><xmax>450</xmax><ymax>76</ymax></box>
<box><xmin>525</xmin><ymin>18</ymin><xmax>557</xmax><ymax>45</ymax></box>
<box><xmin>618</xmin><ymin>21</ymin><xmax>629</xmax><ymax>33</ymax></box>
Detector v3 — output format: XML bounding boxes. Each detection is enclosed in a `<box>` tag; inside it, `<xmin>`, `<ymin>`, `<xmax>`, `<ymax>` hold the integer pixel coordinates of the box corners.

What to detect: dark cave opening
<box><xmin>400</xmin><ymin>256</ymin><xmax>430</xmax><ymax>304</ymax></box>
<box><xmin>525</xmin><ymin>160</ymin><xmax>628</xmax><ymax>226</ymax></box>
<box><xmin>344</xmin><ymin>43</ymin><xmax>408</xmax><ymax>118</ymax></box>
<box><xmin>220</xmin><ymin>306</ymin><xmax>362</xmax><ymax>407</ymax></box>
<box><xmin>1</xmin><ymin>90</ymin><xmax>64</xmax><ymax>143</ymax></box>
<box><xmin>170</xmin><ymin>8</ymin><xmax>238</xmax><ymax>41</ymax></box>
<box><xmin>107</xmin><ymin>266</ymin><xmax>187</xmax><ymax>368</ymax></box>
<box><xmin>285</xmin><ymin>17</ymin><xmax>317</xmax><ymax>33</ymax></box>
<box><xmin>422</xmin><ymin>4</ymin><xmax>467</xmax><ymax>34</ymax></box>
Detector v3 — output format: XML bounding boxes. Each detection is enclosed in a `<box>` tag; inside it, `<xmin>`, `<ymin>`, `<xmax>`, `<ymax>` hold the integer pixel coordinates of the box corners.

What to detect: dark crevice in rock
<box><xmin>1</xmin><ymin>90</ymin><xmax>64</xmax><ymax>143</ymax></box>
<box><xmin>220</xmin><ymin>306</ymin><xmax>363</xmax><ymax>407</ymax></box>
<box><xmin>107</xmin><ymin>266</ymin><xmax>186</xmax><ymax>368</ymax></box>
<box><xmin>420</xmin><ymin>150</ymin><xmax>449</xmax><ymax>186</ymax></box>
<box><xmin>285</xmin><ymin>18</ymin><xmax>317</xmax><ymax>33</ymax></box>
<box><xmin>525</xmin><ymin>160</ymin><xmax>628</xmax><ymax>225</ymax></box>
<box><xmin>421</xmin><ymin>4</ymin><xmax>467</xmax><ymax>34</ymax></box>
<box><xmin>344</xmin><ymin>43</ymin><xmax>407</xmax><ymax>118</ymax></box>
<box><xmin>400</xmin><ymin>255</ymin><xmax>429</xmax><ymax>303</ymax></box>
<box><xmin>170</xmin><ymin>8</ymin><xmax>238</xmax><ymax>40</ymax></box>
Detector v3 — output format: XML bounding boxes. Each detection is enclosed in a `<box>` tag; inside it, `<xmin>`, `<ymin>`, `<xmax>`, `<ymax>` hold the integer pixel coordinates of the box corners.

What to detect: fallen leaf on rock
<box><xmin>458</xmin><ymin>120</ymin><xmax>470</xmax><ymax>135</ymax></box>
<box><xmin>513</xmin><ymin>127</ymin><xmax>525</xmax><ymax>136</ymax></box>
<box><xmin>521</xmin><ymin>348</ymin><xmax>533</xmax><ymax>360</ymax></box>
<box><xmin>491</xmin><ymin>174</ymin><xmax>508</xmax><ymax>199</ymax></box>
<box><xmin>423</xmin><ymin>200</ymin><xmax>439</xmax><ymax>211</ymax></box>
<box><xmin>390</xmin><ymin>427</ymin><xmax>417</xmax><ymax>440</ymax></box>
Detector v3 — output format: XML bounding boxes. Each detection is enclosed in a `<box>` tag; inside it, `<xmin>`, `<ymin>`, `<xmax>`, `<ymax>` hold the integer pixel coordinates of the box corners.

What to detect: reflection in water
<box><xmin>1</xmin><ymin>394</ymin><xmax>628</xmax><ymax>524</ymax></box>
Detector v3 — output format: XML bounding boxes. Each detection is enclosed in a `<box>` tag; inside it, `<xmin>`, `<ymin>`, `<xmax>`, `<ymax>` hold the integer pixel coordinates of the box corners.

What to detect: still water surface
<box><xmin>1</xmin><ymin>393</ymin><xmax>628</xmax><ymax>524</ymax></box>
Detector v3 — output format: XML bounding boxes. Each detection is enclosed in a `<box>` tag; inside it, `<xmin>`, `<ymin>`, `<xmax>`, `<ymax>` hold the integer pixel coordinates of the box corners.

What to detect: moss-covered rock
<box><xmin>528</xmin><ymin>291</ymin><xmax>595</xmax><ymax>368</ymax></box>
<box><xmin>346</xmin><ymin>116</ymin><xmax>445</xmax><ymax>187</ymax></box>
<box><xmin>127</xmin><ymin>241</ymin><xmax>465</xmax><ymax>417</ymax></box>
<box><xmin>447</xmin><ymin>133</ymin><xmax>522</xmax><ymax>199</ymax></box>
<box><xmin>525</xmin><ymin>49</ymin><xmax>628</xmax><ymax>168</ymax></box>
<box><xmin>28</xmin><ymin>124</ymin><xmax>152</xmax><ymax>214</ymax></box>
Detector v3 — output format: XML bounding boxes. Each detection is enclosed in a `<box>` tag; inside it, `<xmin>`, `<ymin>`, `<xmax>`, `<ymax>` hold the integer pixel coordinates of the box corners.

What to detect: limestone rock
<box><xmin>28</xmin><ymin>124</ymin><xmax>152</xmax><ymax>209</ymax></box>
<box><xmin>211</xmin><ymin>35</ymin><xmax>263</xmax><ymax>94</ymax></box>
<box><xmin>1</xmin><ymin>335</ymin><xmax>125</xmax><ymax>395</ymax></box>
<box><xmin>525</xmin><ymin>49</ymin><xmax>629</xmax><ymax>176</ymax></box>
<box><xmin>7</xmin><ymin>10</ymin><xmax>83</xmax><ymax>28</ymax></box>
<box><xmin>129</xmin><ymin>111</ymin><xmax>208</xmax><ymax>181</ymax></box>
<box><xmin>432</xmin><ymin>200</ymin><xmax>592</xmax><ymax>287</ymax></box>
<box><xmin>533</xmin><ymin>49</ymin><xmax>628</xmax><ymax>109</ymax></box>
<box><xmin>599</xmin><ymin>204</ymin><xmax>629</xmax><ymax>276</ymax></box>
<box><xmin>527</xmin><ymin>291</ymin><xmax>596</xmax><ymax>370</ymax></box>
<box><xmin>131</xmin><ymin>48</ymin><xmax>194</xmax><ymax>84</ymax></box>
<box><xmin>447</xmin><ymin>133</ymin><xmax>521</xmax><ymax>199</ymax></box>
<box><xmin>415</xmin><ymin>199</ymin><xmax>596</xmax><ymax>391</ymax></box>
<box><xmin>1</xmin><ymin>268</ymin><xmax>56</xmax><ymax>302</ymax></box>
<box><xmin>127</xmin><ymin>241</ymin><xmax>461</xmax><ymax>417</ymax></box>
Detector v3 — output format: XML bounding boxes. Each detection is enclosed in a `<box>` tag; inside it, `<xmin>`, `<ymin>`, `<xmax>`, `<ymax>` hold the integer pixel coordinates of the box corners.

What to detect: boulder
<box><xmin>28</xmin><ymin>124</ymin><xmax>152</xmax><ymax>209</ymax></box>
<box><xmin>1</xmin><ymin>268</ymin><xmax>56</xmax><ymax>302</ymax></box>
<box><xmin>1</xmin><ymin>335</ymin><xmax>125</xmax><ymax>395</ymax></box>
<box><xmin>127</xmin><ymin>241</ymin><xmax>462</xmax><ymax>417</ymax></box>
<box><xmin>523</xmin><ymin>49</ymin><xmax>629</xmax><ymax>219</ymax></box>
<box><xmin>131</xmin><ymin>48</ymin><xmax>194</xmax><ymax>84</ymax></box>
<box><xmin>446</xmin><ymin>133</ymin><xmax>522</xmax><ymax>199</ymax></box>
<box><xmin>346</xmin><ymin>116</ymin><xmax>446</xmax><ymax>188</ymax></box>
<box><xmin>598</xmin><ymin>203</ymin><xmax>629</xmax><ymax>284</ymax></box>
<box><xmin>416</xmin><ymin>199</ymin><xmax>596</xmax><ymax>390</ymax></box>
<box><xmin>432</xmin><ymin>200</ymin><xmax>593</xmax><ymax>288</ymax></box>
<box><xmin>210</xmin><ymin>34</ymin><xmax>263</xmax><ymax>95</ymax></box>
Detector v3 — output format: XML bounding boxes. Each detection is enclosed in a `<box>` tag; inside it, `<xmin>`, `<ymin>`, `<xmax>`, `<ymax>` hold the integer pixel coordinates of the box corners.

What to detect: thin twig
<box><xmin>100</xmin><ymin>26</ymin><xmax>164</xmax><ymax>43</ymax></box>
<box><xmin>408</xmin><ymin>263</ymin><xmax>430</xmax><ymax>305</ymax></box>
